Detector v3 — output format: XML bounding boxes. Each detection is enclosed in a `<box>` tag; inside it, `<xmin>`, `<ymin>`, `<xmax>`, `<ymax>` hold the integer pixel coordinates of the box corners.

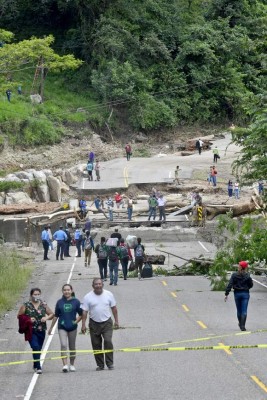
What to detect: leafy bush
<box><xmin>0</xmin><ymin>181</ymin><xmax>24</xmax><ymax>192</ymax></box>
<box><xmin>209</xmin><ymin>214</ymin><xmax>267</xmax><ymax>290</ymax></box>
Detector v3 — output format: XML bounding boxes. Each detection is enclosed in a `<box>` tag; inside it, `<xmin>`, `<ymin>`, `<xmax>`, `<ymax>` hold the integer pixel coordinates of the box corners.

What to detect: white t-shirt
<box><xmin>81</xmin><ymin>290</ymin><xmax>116</xmax><ymax>322</ymax></box>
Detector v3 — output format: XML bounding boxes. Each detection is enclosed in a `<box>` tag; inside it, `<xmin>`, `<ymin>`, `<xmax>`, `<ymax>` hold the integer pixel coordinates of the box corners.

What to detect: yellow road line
<box><xmin>218</xmin><ymin>342</ymin><xmax>232</xmax><ymax>355</ymax></box>
<box><xmin>162</xmin><ymin>280</ymin><xmax>167</xmax><ymax>286</ymax></box>
<box><xmin>171</xmin><ymin>292</ymin><xmax>177</xmax><ymax>298</ymax></box>
<box><xmin>182</xmin><ymin>304</ymin><xmax>189</xmax><ymax>312</ymax></box>
<box><xmin>123</xmin><ymin>167</ymin><xmax>129</xmax><ymax>188</ymax></box>
<box><xmin>197</xmin><ymin>320</ymin><xmax>207</xmax><ymax>329</ymax></box>
<box><xmin>251</xmin><ymin>376</ymin><xmax>267</xmax><ymax>393</ymax></box>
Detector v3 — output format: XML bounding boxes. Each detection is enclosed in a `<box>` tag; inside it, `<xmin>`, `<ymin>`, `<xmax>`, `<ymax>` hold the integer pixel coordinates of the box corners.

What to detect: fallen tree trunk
<box><xmin>206</xmin><ymin>201</ymin><xmax>256</xmax><ymax>219</ymax></box>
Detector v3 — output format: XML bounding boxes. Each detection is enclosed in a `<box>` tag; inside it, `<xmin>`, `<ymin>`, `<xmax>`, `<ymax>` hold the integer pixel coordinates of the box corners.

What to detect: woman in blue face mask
<box><xmin>17</xmin><ymin>288</ymin><xmax>54</xmax><ymax>374</ymax></box>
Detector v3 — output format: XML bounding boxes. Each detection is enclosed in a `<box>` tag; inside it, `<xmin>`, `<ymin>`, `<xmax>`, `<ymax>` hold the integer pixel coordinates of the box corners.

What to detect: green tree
<box><xmin>0</xmin><ymin>31</ymin><xmax>83</xmax><ymax>99</ymax></box>
<box><xmin>232</xmin><ymin>107</ymin><xmax>267</xmax><ymax>182</ymax></box>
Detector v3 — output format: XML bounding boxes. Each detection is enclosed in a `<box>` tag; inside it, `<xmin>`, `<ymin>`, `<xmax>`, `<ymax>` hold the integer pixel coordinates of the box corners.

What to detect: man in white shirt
<box><xmin>157</xmin><ymin>194</ymin><xmax>167</xmax><ymax>221</ymax></box>
<box><xmin>81</xmin><ymin>278</ymin><xmax>119</xmax><ymax>370</ymax></box>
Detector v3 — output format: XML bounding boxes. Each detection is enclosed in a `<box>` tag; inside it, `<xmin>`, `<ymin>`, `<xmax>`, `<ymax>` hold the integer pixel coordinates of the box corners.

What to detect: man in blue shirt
<box><xmin>53</xmin><ymin>226</ymin><xmax>67</xmax><ymax>260</ymax></box>
<box><xmin>41</xmin><ymin>226</ymin><xmax>50</xmax><ymax>260</ymax></box>
<box><xmin>91</xmin><ymin>196</ymin><xmax>108</xmax><ymax>219</ymax></box>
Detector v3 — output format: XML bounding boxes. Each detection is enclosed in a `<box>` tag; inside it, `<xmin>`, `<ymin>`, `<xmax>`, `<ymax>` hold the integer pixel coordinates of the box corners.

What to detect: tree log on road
<box><xmin>206</xmin><ymin>201</ymin><xmax>257</xmax><ymax>219</ymax></box>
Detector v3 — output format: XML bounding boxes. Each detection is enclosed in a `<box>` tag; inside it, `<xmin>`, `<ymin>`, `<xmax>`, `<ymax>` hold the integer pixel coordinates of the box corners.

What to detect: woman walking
<box><xmin>17</xmin><ymin>288</ymin><xmax>53</xmax><ymax>374</ymax></box>
<box><xmin>224</xmin><ymin>261</ymin><xmax>253</xmax><ymax>331</ymax></box>
<box><xmin>48</xmin><ymin>284</ymin><xmax>82</xmax><ymax>372</ymax></box>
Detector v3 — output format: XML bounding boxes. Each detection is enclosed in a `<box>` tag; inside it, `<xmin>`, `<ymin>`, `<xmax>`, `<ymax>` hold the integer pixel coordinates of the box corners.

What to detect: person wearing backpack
<box><xmin>134</xmin><ymin>238</ymin><xmax>145</xmax><ymax>280</ymax></box>
<box><xmin>95</xmin><ymin>237</ymin><xmax>108</xmax><ymax>281</ymax></box>
<box><xmin>83</xmin><ymin>230</ymin><xmax>94</xmax><ymax>267</ymax></box>
<box><xmin>108</xmin><ymin>244</ymin><xmax>121</xmax><ymax>286</ymax></box>
<box><xmin>119</xmin><ymin>238</ymin><xmax>132</xmax><ymax>280</ymax></box>
<box><xmin>125</xmin><ymin>143</ymin><xmax>132</xmax><ymax>161</ymax></box>
<box><xmin>86</xmin><ymin>161</ymin><xmax>94</xmax><ymax>181</ymax></box>
<box><xmin>74</xmin><ymin>227</ymin><xmax>83</xmax><ymax>257</ymax></box>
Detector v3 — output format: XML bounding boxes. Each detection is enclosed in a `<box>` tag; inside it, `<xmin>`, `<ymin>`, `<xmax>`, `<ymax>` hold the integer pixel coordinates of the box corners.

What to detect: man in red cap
<box><xmin>224</xmin><ymin>261</ymin><xmax>253</xmax><ymax>331</ymax></box>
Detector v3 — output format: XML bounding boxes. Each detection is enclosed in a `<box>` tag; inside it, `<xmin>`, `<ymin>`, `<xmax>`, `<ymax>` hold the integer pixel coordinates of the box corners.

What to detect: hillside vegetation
<box><xmin>0</xmin><ymin>0</ymin><xmax>266</xmax><ymax>145</ymax></box>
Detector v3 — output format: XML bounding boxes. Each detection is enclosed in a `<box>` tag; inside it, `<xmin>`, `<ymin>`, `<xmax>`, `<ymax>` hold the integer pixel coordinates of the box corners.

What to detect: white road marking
<box><xmin>169</xmin><ymin>171</ymin><xmax>172</xmax><ymax>178</ymax></box>
<box><xmin>198</xmin><ymin>241</ymin><xmax>210</xmax><ymax>253</ymax></box>
<box><xmin>252</xmin><ymin>278</ymin><xmax>267</xmax><ymax>289</ymax></box>
<box><xmin>82</xmin><ymin>178</ymin><xmax>85</xmax><ymax>189</ymax></box>
<box><xmin>185</xmin><ymin>215</ymin><xmax>189</xmax><ymax>221</ymax></box>
<box><xmin>24</xmin><ymin>259</ymin><xmax>76</xmax><ymax>400</ymax></box>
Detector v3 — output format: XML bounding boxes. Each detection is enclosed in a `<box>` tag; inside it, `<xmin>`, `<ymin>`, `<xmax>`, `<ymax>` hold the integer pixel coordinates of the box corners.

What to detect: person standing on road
<box><xmin>86</xmin><ymin>161</ymin><xmax>94</xmax><ymax>181</ymax></box>
<box><xmin>17</xmin><ymin>288</ymin><xmax>53</xmax><ymax>374</ymax></box>
<box><xmin>225</xmin><ymin>261</ymin><xmax>253</xmax><ymax>331</ymax></box>
<box><xmin>64</xmin><ymin>227</ymin><xmax>72</xmax><ymax>258</ymax></box>
<box><xmin>95</xmin><ymin>160</ymin><xmax>101</xmax><ymax>181</ymax></box>
<box><xmin>119</xmin><ymin>238</ymin><xmax>132</xmax><ymax>280</ymax></box>
<box><xmin>134</xmin><ymin>237</ymin><xmax>145</xmax><ymax>280</ymax></box>
<box><xmin>41</xmin><ymin>226</ymin><xmax>50</xmax><ymax>260</ymax></box>
<box><xmin>174</xmin><ymin>166</ymin><xmax>180</xmax><ymax>186</ymax></box>
<box><xmin>89</xmin><ymin>151</ymin><xmax>95</xmax><ymax>163</ymax></box>
<box><xmin>213</xmin><ymin>146</ymin><xmax>220</xmax><ymax>163</ymax></box>
<box><xmin>196</xmin><ymin>138</ymin><xmax>203</xmax><ymax>155</ymax></box>
<box><xmin>95</xmin><ymin>237</ymin><xmax>108</xmax><ymax>281</ymax></box>
<box><xmin>211</xmin><ymin>166</ymin><xmax>217</xmax><ymax>187</ymax></box>
<box><xmin>125</xmin><ymin>143</ymin><xmax>132</xmax><ymax>161</ymax></box>
<box><xmin>227</xmin><ymin>180</ymin><xmax>233</xmax><ymax>198</ymax></box>
<box><xmin>157</xmin><ymin>194</ymin><xmax>167</xmax><ymax>222</ymax></box>
<box><xmin>47</xmin><ymin>225</ymin><xmax>53</xmax><ymax>251</ymax></box>
<box><xmin>148</xmin><ymin>194</ymin><xmax>158</xmax><ymax>221</ymax></box>
<box><xmin>107</xmin><ymin>241</ymin><xmax>121</xmax><ymax>286</ymax></box>
<box><xmin>106</xmin><ymin>197</ymin><xmax>114</xmax><ymax>221</ymax></box>
<box><xmin>53</xmin><ymin>226</ymin><xmax>67</xmax><ymax>260</ymax></box>
<box><xmin>74</xmin><ymin>227</ymin><xmax>83</xmax><ymax>257</ymax></box>
<box><xmin>81</xmin><ymin>278</ymin><xmax>119</xmax><ymax>371</ymax></box>
<box><xmin>48</xmin><ymin>284</ymin><xmax>82</xmax><ymax>373</ymax></box>
<box><xmin>234</xmin><ymin>181</ymin><xmax>240</xmax><ymax>199</ymax></box>
<box><xmin>114</xmin><ymin>192</ymin><xmax>123</xmax><ymax>209</ymax></box>
<box><xmin>83</xmin><ymin>230</ymin><xmax>94</xmax><ymax>267</ymax></box>
<box><xmin>125</xmin><ymin>195</ymin><xmax>133</xmax><ymax>221</ymax></box>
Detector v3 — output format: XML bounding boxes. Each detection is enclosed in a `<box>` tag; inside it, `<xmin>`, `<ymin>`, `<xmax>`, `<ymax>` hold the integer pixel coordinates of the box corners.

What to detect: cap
<box><xmin>239</xmin><ymin>261</ymin><xmax>248</xmax><ymax>269</ymax></box>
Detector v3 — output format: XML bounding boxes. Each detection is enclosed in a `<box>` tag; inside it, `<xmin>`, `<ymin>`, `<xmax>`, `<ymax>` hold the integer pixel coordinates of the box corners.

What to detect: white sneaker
<box><xmin>69</xmin><ymin>365</ymin><xmax>76</xmax><ymax>372</ymax></box>
<box><xmin>62</xmin><ymin>365</ymin><xmax>69</xmax><ymax>373</ymax></box>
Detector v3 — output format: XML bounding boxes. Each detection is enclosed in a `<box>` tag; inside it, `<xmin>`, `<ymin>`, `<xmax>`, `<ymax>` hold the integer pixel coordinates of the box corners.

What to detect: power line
<box><xmin>0</xmin><ymin>72</ymin><xmax>266</xmax><ymax>122</ymax></box>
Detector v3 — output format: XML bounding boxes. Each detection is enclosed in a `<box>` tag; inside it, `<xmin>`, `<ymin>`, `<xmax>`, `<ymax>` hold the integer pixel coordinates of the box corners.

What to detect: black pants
<box><xmin>89</xmin><ymin>318</ymin><xmax>114</xmax><ymax>368</ymax></box>
<box><xmin>42</xmin><ymin>240</ymin><xmax>49</xmax><ymax>260</ymax></box>
<box><xmin>64</xmin><ymin>242</ymin><xmax>70</xmax><ymax>256</ymax></box>
<box><xmin>121</xmin><ymin>257</ymin><xmax>129</xmax><ymax>278</ymax></box>
<box><xmin>56</xmin><ymin>240</ymin><xmax>65</xmax><ymax>260</ymax></box>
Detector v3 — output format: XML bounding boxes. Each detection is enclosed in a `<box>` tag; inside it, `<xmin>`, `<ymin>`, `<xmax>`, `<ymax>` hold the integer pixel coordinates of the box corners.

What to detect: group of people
<box><xmin>148</xmin><ymin>192</ymin><xmax>167</xmax><ymax>221</ymax></box>
<box><xmin>86</xmin><ymin>152</ymin><xmax>101</xmax><ymax>182</ymax></box>
<box><xmin>91</xmin><ymin>193</ymin><xmax>134</xmax><ymax>221</ymax></box>
<box><xmin>18</xmin><ymin>279</ymin><xmax>119</xmax><ymax>374</ymax></box>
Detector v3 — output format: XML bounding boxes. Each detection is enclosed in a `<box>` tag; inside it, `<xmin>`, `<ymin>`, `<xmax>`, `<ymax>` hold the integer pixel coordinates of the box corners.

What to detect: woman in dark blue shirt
<box><xmin>48</xmin><ymin>284</ymin><xmax>82</xmax><ymax>372</ymax></box>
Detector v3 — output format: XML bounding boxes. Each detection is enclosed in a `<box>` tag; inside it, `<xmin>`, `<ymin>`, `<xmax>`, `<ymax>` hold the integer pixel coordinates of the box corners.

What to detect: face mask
<box><xmin>32</xmin><ymin>295</ymin><xmax>41</xmax><ymax>302</ymax></box>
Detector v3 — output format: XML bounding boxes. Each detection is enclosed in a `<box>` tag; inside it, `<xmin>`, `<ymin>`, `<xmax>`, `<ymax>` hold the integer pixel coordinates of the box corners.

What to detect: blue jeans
<box><xmin>127</xmin><ymin>207</ymin><xmax>133</xmax><ymax>221</ymax></box>
<box><xmin>29</xmin><ymin>330</ymin><xmax>46</xmax><ymax>369</ymax></box>
<box><xmin>148</xmin><ymin>207</ymin><xmax>156</xmax><ymax>220</ymax></box>
<box><xmin>108</xmin><ymin>209</ymin><xmax>113</xmax><ymax>221</ymax></box>
<box><xmin>212</xmin><ymin>175</ymin><xmax>217</xmax><ymax>186</ymax></box>
<box><xmin>109</xmin><ymin>260</ymin><xmax>119</xmax><ymax>285</ymax></box>
<box><xmin>234</xmin><ymin>291</ymin><xmax>250</xmax><ymax>317</ymax></box>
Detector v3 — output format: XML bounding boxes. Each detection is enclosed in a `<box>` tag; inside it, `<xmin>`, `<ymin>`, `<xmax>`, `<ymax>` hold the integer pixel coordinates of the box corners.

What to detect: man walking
<box><xmin>83</xmin><ymin>230</ymin><xmax>94</xmax><ymax>267</ymax></box>
<box><xmin>196</xmin><ymin>138</ymin><xmax>203</xmax><ymax>155</ymax></box>
<box><xmin>81</xmin><ymin>278</ymin><xmax>119</xmax><ymax>370</ymax></box>
<box><xmin>53</xmin><ymin>226</ymin><xmax>67</xmax><ymax>260</ymax></box>
<box><xmin>41</xmin><ymin>226</ymin><xmax>50</xmax><ymax>260</ymax></box>
<box><xmin>6</xmin><ymin>89</ymin><xmax>11</xmax><ymax>102</ymax></box>
<box><xmin>125</xmin><ymin>143</ymin><xmax>132</xmax><ymax>161</ymax></box>
<box><xmin>213</xmin><ymin>146</ymin><xmax>220</xmax><ymax>163</ymax></box>
<box><xmin>95</xmin><ymin>237</ymin><xmax>108</xmax><ymax>281</ymax></box>
<box><xmin>134</xmin><ymin>237</ymin><xmax>145</xmax><ymax>280</ymax></box>
<box><xmin>107</xmin><ymin>242</ymin><xmax>121</xmax><ymax>286</ymax></box>
<box><xmin>74</xmin><ymin>227</ymin><xmax>83</xmax><ymax>257</ymax></box>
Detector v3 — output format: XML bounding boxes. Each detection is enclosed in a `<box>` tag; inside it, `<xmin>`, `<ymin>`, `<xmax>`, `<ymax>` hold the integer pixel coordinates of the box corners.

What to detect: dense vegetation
<box><xmin>0</xmin><ymin>0</ymin><xmax>266</xmax><ymax>136</ymax></box>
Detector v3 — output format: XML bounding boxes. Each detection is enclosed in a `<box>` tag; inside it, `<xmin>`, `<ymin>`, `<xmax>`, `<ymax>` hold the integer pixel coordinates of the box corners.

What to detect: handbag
<box><xmin>128</xmin><ymin>260</ymin><xmax>135</xmax><ymax>271</ymax></box>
